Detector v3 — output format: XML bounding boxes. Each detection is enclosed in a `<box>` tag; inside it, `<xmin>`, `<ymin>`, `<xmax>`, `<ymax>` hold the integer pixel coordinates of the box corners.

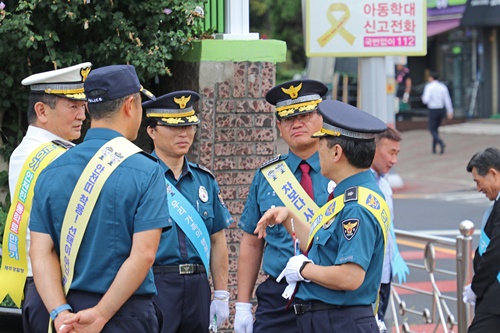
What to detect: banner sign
<box><xmin>306</xmin><ymin>0</ymin><xmax>427</xmax><ymax>57</ymax></box>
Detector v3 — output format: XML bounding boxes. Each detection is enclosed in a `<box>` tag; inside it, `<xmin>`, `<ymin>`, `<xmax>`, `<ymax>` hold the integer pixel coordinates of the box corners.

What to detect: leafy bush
<box><xmin>0</xmin><ymin>0</ymin><xmax>210</xmax><ymax>307</ymax></box>
<box><xmin>0</xmin><ymin>0</ymin><xmax>210</xmax><ymax>158</ymax></box>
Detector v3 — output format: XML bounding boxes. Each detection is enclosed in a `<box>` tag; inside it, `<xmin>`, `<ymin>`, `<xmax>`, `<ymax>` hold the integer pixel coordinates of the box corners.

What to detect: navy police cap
<box><xmin>143</xmin><ymin>90</ymin><xmax>201</xmax><ymax>126</ymax></box>
<box><xmin>313</xmin><ymin>100</ymin><xmax>387</xmax><ymax>140</ymax></box>
<box><xmin>266</xmin><ymin>79</ymin><xmax>328</xmax><ymax>118</ymax></box>
<box><xmin>84</xmin><ymin>65</ymin><xmax>155</xmax><ymax>104</ymax></box>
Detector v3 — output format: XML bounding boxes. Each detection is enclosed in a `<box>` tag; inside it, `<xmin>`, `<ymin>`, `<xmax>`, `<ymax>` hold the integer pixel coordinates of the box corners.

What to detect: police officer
<box><xmin>0</xmin><ymin>62</ymin><xmax>90</xmax><ymax>333</ymax></box>
<box><xmin>464</xmin><ymin>147</ymin><xmax>500</xmax><ymax>332</ymax></box>
<box><xmin>143</xmin><ymin>91</ymin><xmax>233</xmax><ymax>333</ymax></box>
<box><xmin>255</xmin><ymin>100</ymin><xmax>389</xmax><ymax>333</ymax></box>
<box><xmin>29</xmin><ymin>65</ymin><xmax>170</xmax><ymax>333</ymax></box>
<box><xmin>235</xmin><ymin>80</ymin><xmax>333</xmax><ymax>333</ymax></box>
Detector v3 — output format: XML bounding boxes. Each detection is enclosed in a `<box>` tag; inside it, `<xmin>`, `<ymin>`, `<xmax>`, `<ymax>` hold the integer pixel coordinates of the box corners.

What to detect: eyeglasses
<box><xmin>156</xmin><ymin>124</ymin><xmax>197</xmax><ymax>135</ymax></box>
<box><xmin>280</xmin><ymin>111</ymin><xmax>318</xmax><ymax>126</ymax></box>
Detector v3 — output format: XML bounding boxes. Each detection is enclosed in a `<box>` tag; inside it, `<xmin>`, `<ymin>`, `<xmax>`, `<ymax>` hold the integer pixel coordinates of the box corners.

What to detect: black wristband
<box><xmin>299</xmin><ymin>261</ymin><xmax>311</xmax><ymax>275</ymax></box>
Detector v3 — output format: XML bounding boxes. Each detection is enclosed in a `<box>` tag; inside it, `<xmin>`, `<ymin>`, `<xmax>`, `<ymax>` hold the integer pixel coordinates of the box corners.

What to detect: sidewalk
<box><xmin>393</xmin><ymin>119</ymin><xmax>500</xmax><ymax>195</ymax></box>
<box><xmin>276</xmin><ymin>119</ymin><xmax>500</xmax><ymax>195</ymax></box>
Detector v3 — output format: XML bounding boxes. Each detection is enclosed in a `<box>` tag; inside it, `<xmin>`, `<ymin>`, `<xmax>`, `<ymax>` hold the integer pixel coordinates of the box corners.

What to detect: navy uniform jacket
<box><xmin>472</xmin><ymin>198</ymin><xmax>500</xmax><ymax>315</ymax></box>
<box><xmin>296</xmin><ymin>170</ymin><xmax>385</xmax><ymax>306</ymax></box>
<box><xmin>152</xmin><ymin>152</ymin><xmax>233</xmax><ymax>265</ymax></box>
<box><xmin>30</xmin><ymin>128</ymin><xmax>171</xmax><ymax>295</ymax></box>
<box><xmin>239</xmin><ymin>151</ymin><xmax>332</xmax><ymax>278</ymax></box>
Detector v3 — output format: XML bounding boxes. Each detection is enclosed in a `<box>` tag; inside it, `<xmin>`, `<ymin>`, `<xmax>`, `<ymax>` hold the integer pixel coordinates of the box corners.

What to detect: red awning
<box><xmin>427</xmin><ymin>19</ymin><xmax>461</xmax><ymax>37</ymax></box>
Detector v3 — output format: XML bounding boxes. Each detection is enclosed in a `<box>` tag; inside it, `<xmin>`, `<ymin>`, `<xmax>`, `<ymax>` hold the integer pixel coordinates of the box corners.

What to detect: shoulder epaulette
<box><xmin>259</xmin><ymin>154</ymin><xmax>282</xmax><ymax>169</ymax></box>
<box><xmin>139</xmin><ymin>150</ymin><xmax>158</xmax><ymax>162</ymax></box>
<box><xmin>52</xmin><ymin>139</ymin><xmax>74</xmax><ymax>150</ymax></box>
<box><xmin>193</xmin><ymin>163</ymin><xmax>215</xmax><ymax>178</ymax></box>
<box><xmin>343</xmin><ymin>186</ymin><xmax>358</xmax><ymax>203</ymax></box>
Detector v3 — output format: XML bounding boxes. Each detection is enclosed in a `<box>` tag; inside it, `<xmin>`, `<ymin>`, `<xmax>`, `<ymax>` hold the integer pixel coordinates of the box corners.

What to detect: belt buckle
<box><xmin>293</xmin><ymin>304</ymin><xmax>304</xmax><ymax>315</ymax></box>
<box><xmin>179</xmin><ymin>264</ymin><xmax>194</xmax><ymax>274</ymax></box>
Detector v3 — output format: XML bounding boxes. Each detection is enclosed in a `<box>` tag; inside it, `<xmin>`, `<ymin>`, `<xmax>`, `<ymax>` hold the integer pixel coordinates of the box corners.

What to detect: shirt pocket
<box><xmin>310</xmin><ymin>229</ymin><xmax>335</xmax><ymax>266</ymax></box>
<box><xmin>260</xmin><ymin>198</ymin><xmax>286</xmax><ymax>238</ymax></box>
<box><xmin>198</xmin><ymin>203</ymin><xmax>215</xmax><ymax>233</ymax></box>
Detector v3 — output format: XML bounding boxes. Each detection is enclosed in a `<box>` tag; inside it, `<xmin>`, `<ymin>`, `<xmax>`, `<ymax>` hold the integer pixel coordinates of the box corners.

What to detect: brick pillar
<box><xmin>168</xmin><ymin>40</ymin><xmax>286</xmax><ymax>332</ymax></box>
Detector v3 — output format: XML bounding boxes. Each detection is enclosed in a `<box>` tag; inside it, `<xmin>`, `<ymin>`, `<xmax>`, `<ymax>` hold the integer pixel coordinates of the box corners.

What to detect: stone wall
<box><xmin>168</xmin><ymin>59</ymin><xmax>278</xmax><ymax>331</ymax></box>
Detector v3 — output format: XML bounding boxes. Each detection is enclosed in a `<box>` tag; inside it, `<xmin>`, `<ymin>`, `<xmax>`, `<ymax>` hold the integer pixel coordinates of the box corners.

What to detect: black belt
<box><xmin>153</xmin><ymin>264</ymin><xmax>206</xmax><ymax>275</ymax></box>
<box><xmin>293</xmin><ymin>301</ymin><xmax>346</xmax><ymax>315</ymax></box>
<box><xmin>266</xmin><ymin>275</ymin><xmax>287</xmax><ymax>284</ymax></box>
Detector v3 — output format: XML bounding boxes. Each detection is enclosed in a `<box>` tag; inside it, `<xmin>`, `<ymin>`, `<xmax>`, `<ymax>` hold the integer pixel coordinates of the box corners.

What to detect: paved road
<box><xmin>388</xmin><ymin>120</ymin><xmax>500</xmax><ymax>332</ymax></box>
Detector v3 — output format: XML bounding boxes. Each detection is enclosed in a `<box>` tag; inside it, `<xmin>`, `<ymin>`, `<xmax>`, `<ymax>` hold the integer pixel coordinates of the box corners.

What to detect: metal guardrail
<box><xmin>390</xmin><ymin>221</ymin><xmax>475</xmax><ymax>333</ymax></box>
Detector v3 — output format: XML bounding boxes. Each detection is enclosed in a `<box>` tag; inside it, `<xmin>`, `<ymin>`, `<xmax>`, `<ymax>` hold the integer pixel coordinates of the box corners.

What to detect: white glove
<box><xmin>402</xmin><ymin>92</ymin><xmax>410</xmax><ymax>103</ymax></box>
<box><xmin>281</xmin><ymin>282</ymin><xmax>297</xmax><ymax>300</ymax></box>
<box><xmin>234</xmin><ymin>302</ymin><xmax>253</xmax><ymax>333</ymax></box>
<box><xmin>277</xmin><ymin>254</ymin><xmax>313</xmax><ymax>284</ymax></box>
<box><xmin>462</xmin><ymin>284</ymin><xmax>476</xmax><ymax>306</ymax></box>
<box><xmin>209</xmin><ymin>290</ymin><xmax>230</xmax><ymax>329</ymax></box>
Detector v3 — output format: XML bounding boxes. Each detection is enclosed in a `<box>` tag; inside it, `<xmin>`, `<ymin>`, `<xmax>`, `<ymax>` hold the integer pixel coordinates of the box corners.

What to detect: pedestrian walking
<box><xmin>421</xmin><ymin>71</ymin><xmax>453</xmax><ymax>154</ymax></box>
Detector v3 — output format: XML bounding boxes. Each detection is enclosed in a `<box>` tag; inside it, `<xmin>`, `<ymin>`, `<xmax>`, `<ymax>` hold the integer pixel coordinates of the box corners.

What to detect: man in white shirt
<box><xmin>4</xmin><ymin>62</ymin><xmax>91</xmax><ymax>333</ymax></box>
<box><xmin>371</xmin><ymin>127</ymin><xmax>409</xmax><ymax>329</ymax></box>
<box><xmin>421</xmin><ymin>71</ymin><xmax>454</xmax><ymax>155</ymax></box>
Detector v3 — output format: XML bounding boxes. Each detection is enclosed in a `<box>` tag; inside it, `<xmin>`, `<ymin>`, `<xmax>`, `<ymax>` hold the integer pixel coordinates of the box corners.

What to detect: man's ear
<box><xmin>146</xmin><ymin>126</ymin><xmax>156</xmax><ymax>140</ymax></box>
<box><xmin>332</xmin><ymin>144</ymin><xmax>343</xmax><ymax>162</ymax></box>
<box><xmin>276</xmin><ymin>120</ymin><xmax>283</xmax><ymax>138</ymax></box>
<box><xmin>490</xmin><ymin>168</ymin><xmax>500</xmax><ymax>181</ymax></box>
<box><xmin>122</xmin><ymin>95</ymin><xmax>136</xmax><ymax>118</ymax></box>
<box><xmin>34</xmin><ymin>101</ymin><xmax>50</xmax><ymax>125</ymax></box>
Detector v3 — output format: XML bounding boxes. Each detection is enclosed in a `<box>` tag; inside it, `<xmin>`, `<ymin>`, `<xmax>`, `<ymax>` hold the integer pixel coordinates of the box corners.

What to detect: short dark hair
<box><xmin>323</xmin><ymin>136</ymin><xmax>376</xmax><ymax>169</ymax></box>
<box><xmin>27</xmin><ymin>94</ymin><xmax>58</xmax><ymax>125</ymax></box>
<box><xmin>466</xmin><ymin>147</ymin><xmax>500</xmax><ymax>175</ymax></box>
<box><xmin>375</xmin><ymin>127</ymin><xmax>402</xmax><ymax>144</ymax></box>
<box><xmin>429</xmin><ymin>71</ymin><xmax>439</xmax><ymax>80</ymax></box>
<box><xmin>145</xmin><ymin>116</ymin><xmax>158</xmax><ymax>129</ymax></box>
<box><xmin>86</xmin><ymin>92</ymin><xmax>138</xmax><ymax>120</ymax></box>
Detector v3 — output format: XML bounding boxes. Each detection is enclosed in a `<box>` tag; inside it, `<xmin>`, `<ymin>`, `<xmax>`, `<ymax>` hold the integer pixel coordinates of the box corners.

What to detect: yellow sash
<box><xmin>0</xmin><ymin>142</ymin><xmax>67</xmax><ymax>307</ymax></box>
<box><xmin>59</xmin><ymin>137</ymin><xmax>141</xmax><ymax>294</ymax></box>
<box><xmin>46</xmin><ymin>137</ymin><xmax>140</xmax><ymax>332</ymax></box>
<box><xmin>262</xmin><ymin>160</ymin><xmax>319</xmax><ymax>224</ymax></box>
<box><xmin>306</xmin><ymin>187</ymin><xmax>390</xmax><ymax>251</ymax></box>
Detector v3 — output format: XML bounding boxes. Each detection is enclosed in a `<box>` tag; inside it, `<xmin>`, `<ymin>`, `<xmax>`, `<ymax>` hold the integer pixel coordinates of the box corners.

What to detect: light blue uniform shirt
<box><xmin>296</xmin><ymin>170</ymin><xmax>385</xmax><ymax>306</ymax></box>
<box><xmin>239</xmin><ymin>151</ymin><xmax>332</xmax><ymax>278</ymax></box>
<box><xmin>30</xmin><ymin>128</ymin><xmax>171</xmax><ymax>295</ymax></box>
<box><xmin>152</xmin><ymin>152</ymin><xmax>233</xmax><ymax>266</ymax></box>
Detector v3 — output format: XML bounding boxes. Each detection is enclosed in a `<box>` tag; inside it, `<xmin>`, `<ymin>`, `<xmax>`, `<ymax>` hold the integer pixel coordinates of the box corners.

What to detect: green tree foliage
<box><xmin>0</xmin><ymin>0</ymin><xmax>208</xmax><ymax>159</ymax></box>
<box><xmin>249</xmin><ymin>0</ymin><xmax>305</xmax><ymax>82</ymax></box>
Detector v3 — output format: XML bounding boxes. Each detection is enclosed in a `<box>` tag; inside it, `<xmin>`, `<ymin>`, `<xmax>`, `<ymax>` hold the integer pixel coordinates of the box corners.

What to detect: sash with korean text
<box><xmin>164</xmin><ymin>178</ymin><xmax>210</xmax><ymax>277</ymax></box>
<box><xmin>477</xmin><ymin>205</ymin><xmax>500</xmax><ymax>282</ymax></box>
<box><xmin>0</xmin><ymin>142</ymin><xmax>67</xmax><ymax>307</ymax></box>
<box><xmin>262</xmin><ymin>161</ymin><xmax>319</xmax><ymax>224</ymax></box>
<box><xmin>306</xmin><ymin>187</ymin><xmax>389</xmax><ymax>252</ymax></box>
<box><xmin>59</xmin><ymin>137</ymin><xmax>141</xmax><ymax>296</ymax></box>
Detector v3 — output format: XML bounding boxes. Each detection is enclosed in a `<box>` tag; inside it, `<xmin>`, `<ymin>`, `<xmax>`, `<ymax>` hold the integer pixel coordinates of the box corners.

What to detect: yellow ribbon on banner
<box><xmin>0</xmin><ymin>142</ymin><xmax>67</xmax><ymax>307</ymax></box>
<box><xmin>262</xmin><ymin>160</ymin><xmax>319</xmax><ymax>224</ymax></box>
<box><xmin>317</xmin><ymin>3</ymin><xmax>355</xmax><ymax>47</ymax></box>
<box><xmin>306</xmin><ymin>187</ymin><xmax>389</xmax><ymax>251</ymax></box>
